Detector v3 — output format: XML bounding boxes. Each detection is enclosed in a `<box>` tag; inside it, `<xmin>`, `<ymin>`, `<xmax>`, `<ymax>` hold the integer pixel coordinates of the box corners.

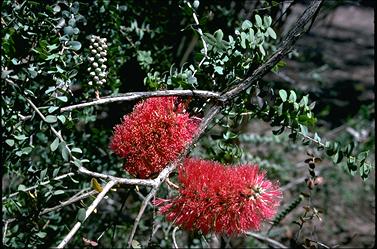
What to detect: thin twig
<box><xmin>186</xmin><ymin>1</ymin><xmax>208</xmax><ymax>75</ymax></box>
<box><xmin>60</xmin><ymin>90</ymin><xmax>223</xmax><ymax>113</ymax></box>
<box><xmin>246</xmin><ymin>231</ymin><xmax>288</xmax><ymax>249</ymax></box>
<box><xmin>40</xmin><ymin>190</ymin><xmax>97</xmax><ymax>216</ymax></box>
<box><xmin>172</xmin><ymin>226</ymin><xmax>179</xmax><ymax>249</ymax></box>
<box><xmin>57</xmin><ymin>180</ymin><xmax>117</xmax><ymax>248</ymax></box>
<box><xmin>127</xmin><ymin>187</ymin><xmax>159</xmax><ymax>248</ymax></box>
<box><xmin>25</xmin><ymin>97</ymin><xmax>76</xmax><ymax>161</ymax></box>
<box><xmin>3</xmin><ymin>220</ymin><xmax>9</xmax><ymax>245</ymax></box>
<box><xmin>78</xmin><ymin>166</ymin><xmax>157</xmax><ymax>187</ymax></box>
<box><xmin>2</xmin><ymin>173</ymin><xmax>75</xmax><ymax>201</ymax></box>
<box><xmin>166</xmin><ymin>178</ymin><xmax>179</xmax><ymax>190</ymax></box>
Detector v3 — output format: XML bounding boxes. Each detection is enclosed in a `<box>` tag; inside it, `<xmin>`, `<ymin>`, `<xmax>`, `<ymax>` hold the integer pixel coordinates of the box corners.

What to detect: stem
<box><xmin>246</xmin><ymin>231</ymin><xmax>288</xmax><ymax>248</ymax></box>
<box><xmin>60</xmin><ymin>90</ymin><xmax>223</xmax><ymax>113</ymax></box>
<box><xmin>2</xmin><ymin>173</ymin><xmax>75</xmax><ymax>201</ymax></box>
<box><xmin>56</xmin><ymin>180</ymin><xmax>117</xmax><ymax>248</ymax></box>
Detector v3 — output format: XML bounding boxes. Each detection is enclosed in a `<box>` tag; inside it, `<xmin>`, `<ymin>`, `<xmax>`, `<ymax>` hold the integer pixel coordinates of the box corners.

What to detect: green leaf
<box><xmin>5</xmin><ymin>139</ymin><xmax>15</xmax><ymax>147</ymax></box>
<box><xmin>36</xmin><ymin>232</ymin><xmax>47</xmax><ymax>238</ymax></box>
<box><xmin>279</xmin><ymin>89</ymin><xmax>287</xmax><ymax>102</ymax></box>
<box><xmin>240</xmin><ymin>32</ymin><xmax>247</xmax><ymax>49</ymax></box>
<box><xmin>71</xmin><ymin>147</ymin><xmax>82</xmax><ymax>154</ymax></box>
<box><xmin>203</xmin><ymin>33</ymin><xmax>217</xmax><ymax>45</ymax></box>
<box><xmin>258</xmin><ymin>45</ymin><xmax>265</xmax><ymax>56</ymax></box>
<box><xmin>357</xmin><ymin>151</ymin><xmax>369</xmax><ymax>165</ymax></box>
<box><xmin>45</xmin><ymin>115</ymin><xmax>57</xmax><ymax>123</ymax></box>
<box><xmin>360</xmin><ymin>163</ymin><xmax>371</xmax><ymax>180</ymax></box>
<box><xmin>53</xmin><ymin>168</ymin><xmax>60</xmax><ymax>178</ymax></box>
<box><xmin>48</xmin><ymin>106</ymin><xmax>59</xmax><ymax>113</ymax></box>
<box><xmin>300</xmin><ymin>95</ymin><xmax>309</xmax><ymax>106</ymax></box>
<box><xmin>214</xmin><ymin>29</ymin><xmax>224</xmax><ymax>41</ymax></box>
<box><xmin>332</xmin><ymin>150</ymin><xmax>343</xmax><ymax>164</ymax></box>
<box><xmin>267</xmin><ymin>27</ymin><xmax>276</xmax><ymax>39</ymax></box>
<box><xmin>241</xmin><ymin>20</ymin><xmax>253</xmax><ymax>30</ymax></box>
<box><xmin>63</xmin><ymin>26</ymin><xmax>74</xmax><ymax>35</ymax></box>
<box><xmin>22</xmin><ymin>147</ymin><xmax>33</xmax><ymax>155</ymax></box>
<box><xmin>73</xmin><ymin>159</ymin><xmax>82</xmax><ymax>167</ymax></box>
<box><xmin>77</xmin><ymin>208</ymin><xmax>86</xmax><ymax>222</ymax></box>
<box><xmin>18</xmin><ymin>184</ymin><xmax>26</xmax><ymax>191</ymax></box>
<box><xmin>54</xmin><ymin>190</ymin><xmax>65</xmax><ymax>195</ymax></box>
<box><xmin>68</xmin><ymin>41</ymin><xmax>81</xmax><ymax>51</ymax></box>
<box><xmin>214</xmin><ymin>66</ymin><xmax>223</xmax><ymax>75</ymax></box>
<box><xmin>264</xmin><ymin>16</ymin><xmax>272</xmax><ymax>27</ymax></box>
<box><xmin>50</xmin><ymin>137</ymin><xmax>60</xmax><ymax>152</ymax></box>
<box><xmin>61</xmin><ymin>146</ymin><xmax>70</xmax><ymax>161</ymax></box>
<box><xmin>347</xmin><ymin>157</ymin><xmax>357</xmax><ymax>172</ymax></box>
<box><xmin>131</xmin><ymin>240</ymin><xmax>141</xmax><ymax>249</ymax></box>
<box><xmin>40</xmin><ymin>168</ymin><xmax>48</xmax><ymax>180</ymax></box>
<box><xmin>289</xmin><ymin>90</ymin><xmax>297</xmax><ymax>102</ymax></box>
<box><xmin>56</xmin><ymin>96</ymin><xmax>68</xmax><ymax>102</ymax></box>
<box><xmin>14</xmin><ymin>134</ymin><xmax>28</xmax><ymax>141</ymax></box>
<box><xmin>57</xmin><ymin>115</ymin><xmax>66</xmax><ymax>124</ymax></box>
<box><xmin>255</xmin><ymin>15</ymin><xmax>262</xmax><ymax>27</ymax></box>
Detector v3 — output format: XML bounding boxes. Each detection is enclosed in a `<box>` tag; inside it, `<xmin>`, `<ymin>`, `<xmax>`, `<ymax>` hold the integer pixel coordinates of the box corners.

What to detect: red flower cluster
<box><xmin>110</xmin><ymin>97</ymin><xmax>200</xmax><ymax>178</ymax></box>
<box><xmin>155</xmin><ymin>158</ymin><xmax>282</xmax><ymax>235</ymax></box>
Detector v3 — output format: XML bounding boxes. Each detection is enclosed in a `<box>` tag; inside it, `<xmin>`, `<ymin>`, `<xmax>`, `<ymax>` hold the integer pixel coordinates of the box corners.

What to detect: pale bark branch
<box><xmin>77</xmin><ymin>166</ymin><xmax>157</xmax><ymax>187</ymax></box>
<box><xmin>2</xmin><ymin>173</ymin><xmax>75</xmax><ymax>201</ymax></box>
<box><xmin>172</xmin><ymin>226</ymin><xmax>180</xmax><ymax>249</ymax></box>
<box><xmin>60</xmin><ymin>90</ymin><xmax>223</xmax><ymax>113</ymax></box>
<box><xmin>40</xmin><ymin>190</ymin><xmax>97</xmax><ymax>216</ymax></box>
<box><xmin>222</xmin><ymin>0</ymin><xmax>323</xmax><ymax>100</ymax></box>
<box><xmin>246</xmin><ymin>231</ymin><xmax>288</xmax><ymax>248</ymax></box>
<box><xmin>56</xmin><ymin>180</ymin><xmax>117</xmax><ymax>248</ymax></box>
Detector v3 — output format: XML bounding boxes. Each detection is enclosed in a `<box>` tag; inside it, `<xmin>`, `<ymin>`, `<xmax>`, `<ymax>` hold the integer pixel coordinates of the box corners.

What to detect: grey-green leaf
<box><xmin>267</xmin><ymin>27</ymin><xmax>276</xmax><ymax>39</ymax></box>
<box><xmin>241</xmin><ymin>20</ymin><xmax>253</xmax><ymax>30</ymax></box>
<box><xmin>48</xmin><ymin>106</ymin><xmax>59</xmax><ymax>113</ymax></box>
<box><xmin>214</xmin><ymin>29</ymin><xmax>224</xmax><ymax>41</ymax></box>
<box><xmin>71</xmin><ymin>147</ymin><xmax>82</xmax><ymax>154</ymax></box>
<box><xmin>77</xmin><ymin>208</ymin><xmax>86</xmax><ymax>222</ymax></box>
<box><xmin>61</xmin><ymin>146</ymin><xmax>70</xmax><ymax>161</ymax></box>
<box><xmin>279</xmin><ymin>89</ymin><xmax>287</xmax><ymax>102</ymax></box>
<box><xmin>255</xmin><ymin>15</ymin><xmax>262</xmax><ymax>27</ymax></box>
<box><xmin>56</xmin><ymin>96</ymin><xmax>68</xmax><ymax>102</ymax></box>
<box><xmin>289</xmin><ymin>90</ymin><xmax>297</xmax><ymax>102</ymax></box>
<box><xmin>63</xmin><ymin>26</ymin><xmax>74</xmax><ymax>35</ymax></box>
<box><xmin>264</xmin><ymin>16</ymin><xmax>272</xmax><ymax>27</ymax></box>
<box><xmin>50</xmin><ymin>137</ymin><xmax>60</xmax><ymax>152</ymax></box>
<box><xmin>54</xmin><ymin>190</ymin><xmax>65</xmax><ymax>195</ymax></box>
<box><xmin>5</xmin><ymin>139</ymin><xmax>15</xmax><ymax>147</ymax></box>
<box><xmin>45</xmin><ymin>115</ymin><xmax>57</xmax><ymax>123</ymax></box>
<box><xmin>57</xmin><ymin>115</ymin><xmax>66</xmax><ymax>124</ymax></box>
<box><xmin>68</xmin><ymin>41</ymin><xmax>81</xmax><ymax>51</ymax></box>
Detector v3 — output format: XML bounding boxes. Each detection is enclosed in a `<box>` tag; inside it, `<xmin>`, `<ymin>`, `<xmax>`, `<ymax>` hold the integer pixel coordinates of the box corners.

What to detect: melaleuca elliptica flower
<box><xmin>155</xmin><ymin>158</ymin><xmax>282</xmax><ymax>235</ymax></box>
<box><xmin>110</xmin><ymin>97</ymin><xmax>200</xmax><ymax>178</ymax></box>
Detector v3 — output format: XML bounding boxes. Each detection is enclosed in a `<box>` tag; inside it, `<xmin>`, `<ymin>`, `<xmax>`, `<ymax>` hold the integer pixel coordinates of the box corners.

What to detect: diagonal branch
<box><xmin>246</xmin><ymin>231</ymin><xmax>288</xmax><ymax>248</ymax></box>
<box><xmin>222</xmin><ymin>0</ymin><xmax>323</xmax><ymax>100</ymax></box>
<box><xmin>2</xmin><ymin>173</ymin><xmax>75</xmax><ymax>201</ymax></box>
<box><xmin>56</xmin><ymin>179</ymin><xmax>118</xmax><ymax>248</ymax></box>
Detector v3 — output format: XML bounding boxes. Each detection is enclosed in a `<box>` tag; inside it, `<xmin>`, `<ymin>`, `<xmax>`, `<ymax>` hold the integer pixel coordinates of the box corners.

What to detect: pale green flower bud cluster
<box><xmin>87</xmin><ymin>35</ymin><xmax>108</xmax><ymax>86</ymax></box>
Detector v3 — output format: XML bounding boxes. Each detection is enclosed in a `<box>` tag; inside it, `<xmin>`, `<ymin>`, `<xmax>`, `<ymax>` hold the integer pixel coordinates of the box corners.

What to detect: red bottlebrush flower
<box><xmin>110</xmin><ymin>97</ymin><xmax>200</xmax><ymax>178</ymax></box>
<box><xmin>155</xmin><ymin>158</ymin><xmax>282</xmax><ymax>235</ymax></box>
